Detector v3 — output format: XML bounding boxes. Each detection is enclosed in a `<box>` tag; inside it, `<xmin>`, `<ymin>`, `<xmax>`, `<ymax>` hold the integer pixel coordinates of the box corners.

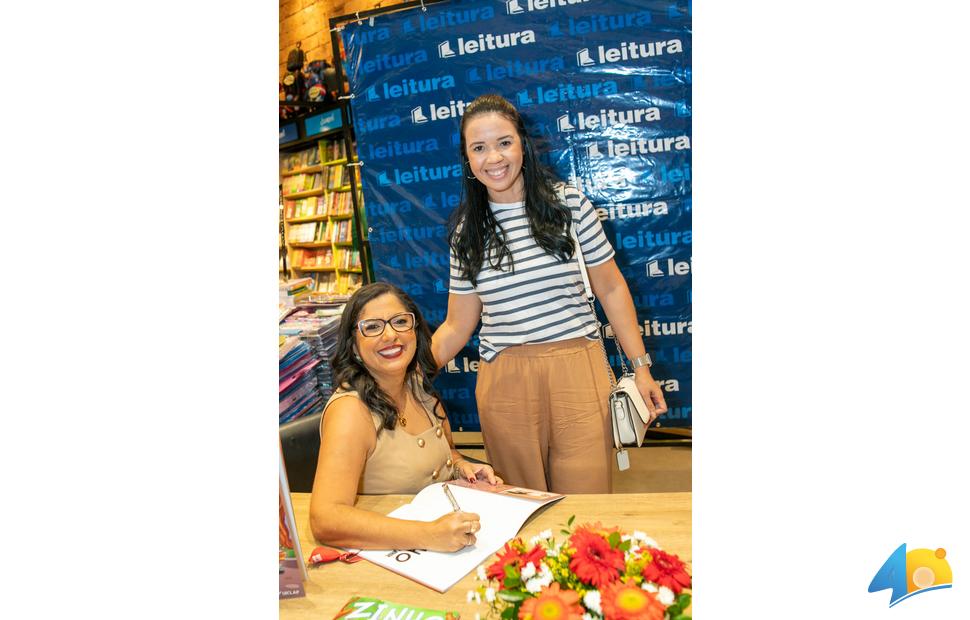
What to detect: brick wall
<box><xmin>279</xmin><ymin>0</ymin><xmax>409</xmax><ymax>82</ymax></box>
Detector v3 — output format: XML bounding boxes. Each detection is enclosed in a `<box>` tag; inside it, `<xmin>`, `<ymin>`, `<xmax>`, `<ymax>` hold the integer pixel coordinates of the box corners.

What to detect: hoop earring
<box><xmin>464</xmin><ymin>161</ymin><xmax>477</xmax><ymax>180</ymax></box>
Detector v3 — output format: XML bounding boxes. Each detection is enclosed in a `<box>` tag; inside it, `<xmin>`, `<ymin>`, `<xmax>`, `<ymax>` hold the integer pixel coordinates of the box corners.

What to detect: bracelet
<box><xmin>631</xmin><ymin>353</ymin><xmax>652</xmax><ymax>369</ymax></box>
<box><xmin>452</xmin><ymin>459</ymin><xmax>466</xmax><ymax>479</ymax></box>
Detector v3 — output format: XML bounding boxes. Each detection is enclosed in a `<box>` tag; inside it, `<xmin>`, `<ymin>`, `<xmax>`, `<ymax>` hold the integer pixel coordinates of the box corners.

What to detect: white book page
<box><xmin>355</xmin><ymin>482</ymin><xmax>564</xmax><ymax>592</ymax></box>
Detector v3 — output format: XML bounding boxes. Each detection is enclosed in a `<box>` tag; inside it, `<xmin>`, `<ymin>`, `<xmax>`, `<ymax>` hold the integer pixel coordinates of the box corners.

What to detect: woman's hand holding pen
<box><xmin>427</xmin><ymin>511</ymin><xmax>481</xmax><ymax>552</ymax></box>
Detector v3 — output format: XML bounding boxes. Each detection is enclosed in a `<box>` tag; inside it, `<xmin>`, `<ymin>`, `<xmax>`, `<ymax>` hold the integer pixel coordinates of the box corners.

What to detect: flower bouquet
<box><xmin>468</xmin><ymin>517</ymin><xmax>691</xmax><ymax>620</ymax></box>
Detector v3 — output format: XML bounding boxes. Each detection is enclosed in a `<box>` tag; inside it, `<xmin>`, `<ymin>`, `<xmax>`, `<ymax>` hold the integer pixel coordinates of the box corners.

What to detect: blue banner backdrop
<box><xmin>340</xmin><ymin>0</ymin><xmax>691</xmax><ymax>430</ymax></box>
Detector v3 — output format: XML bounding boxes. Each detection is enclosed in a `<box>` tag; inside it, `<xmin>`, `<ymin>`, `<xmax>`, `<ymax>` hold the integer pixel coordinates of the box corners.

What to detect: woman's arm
<box><xmin>308</xmin><ymin>398</ymin><xmax>480</xmax><ymax>551</ymax></box>
<box><xmin>435</xmin><ymin>400</ymin><xmax>501</xmax><ymax>485</ymax></box>
<box><xmin>587</xmin><ymin>258</ymin><xmax>668</xmax><ymax>420</ymax></box>
<box><xmin>431</xmin><ymin>293</ymin><xmax>483</xmax><ymax>369</ymax></box>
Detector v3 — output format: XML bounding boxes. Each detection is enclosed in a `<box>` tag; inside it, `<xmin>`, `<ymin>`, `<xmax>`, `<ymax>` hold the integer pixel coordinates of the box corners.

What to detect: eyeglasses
<box><xmin>356</xmin><ymin>312</ymin><xmax>416</xmax><ymax>337</ymax></box>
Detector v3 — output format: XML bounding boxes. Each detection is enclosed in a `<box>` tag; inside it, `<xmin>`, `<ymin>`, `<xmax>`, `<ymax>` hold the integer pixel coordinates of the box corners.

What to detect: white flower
<box><xmin>476</xmin><ymin>564</ymin><xmax>487</xmax><ymax>581</ymax></box>
<box><xmin>546</xmin><ymin>547</ymin><xmax>558</xmax><ymax>557</ymax></box>
<box><xmin>538</xmin><ymin>562</ymin><xmax>553</xmax><ymax>580</ymax></box>
<box><xmin>531</xmin><ymin>528</ymin><xmax>555</xmax><ymax>546</ymax></box>
<box><xmin>521</xmin><ymin>562</ymin><xmax>537</xmax><ymax>580</ymax></box>
<box><xmin>634</xmin><ymin>531</ymin><xmax>660</xmax><ymax>549</ymax></box>
<box><xmin>474</xmin><ymin>615</ymin><xmax>481</xmax><ymax>620</ymax></box>
<box><xmin>657</xmin><ymin>586</ymin><xmax>675</xmax><ymax>606</ymax></box>
<box><xmin>582</xmin><ymin>590</ymin><xmax>602</xmax><ymax>615</ymax></box>
<box><xmin>466</xmin><ymin>590</ymin><xmax>476</xmax><ymax>602</ymax></box>
<box><xmin>525</xmin><ymin>564</ymin><xmax>553</xmax><ymax>593</ymax></box>
<box><xmin>485</xmin><ymin>587</ymin><xmax>496</xmax><ymax>603</ymax></box>
<box><xmin>621</xmin><ymin>534</ymin><xmax>632</xmax><ymax>543</ymax></box>
<box><xmin>641</xmin><ymin>582</ymin><xmax>658</xmax><ymax>593</ymax></box>
<box><xmin>582</xmin><ymin>614</ymin><xmax>596</xmax><ymax>620</ymax></box>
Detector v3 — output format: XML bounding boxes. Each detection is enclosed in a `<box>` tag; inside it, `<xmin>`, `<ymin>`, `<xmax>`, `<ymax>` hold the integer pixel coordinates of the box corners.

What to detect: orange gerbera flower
<box><xmin>568</xmin><ymin>529</ymin><xmax>625</xmax><ymax>588</ymax></box>
<box><xmin>518</xmin><ymin>583</ymin><xmax>584</xmax><ymax>620</ymax></box>
<box><xmin>640</xmin><ymin>548</ymin><xmax>691</xmax><ymax>594</ymax></box>
<box><xmin>600</xmin><ymin>580</ymin><xmax>666</xmax><ymax>620</ymax></box>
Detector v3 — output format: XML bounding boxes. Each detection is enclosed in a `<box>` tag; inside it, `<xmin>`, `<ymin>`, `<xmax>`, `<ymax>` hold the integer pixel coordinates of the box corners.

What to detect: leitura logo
<box><xmin>868</xmin><ymin>543</ymin><xmax>952</xmax><ymax>607</ymax></box>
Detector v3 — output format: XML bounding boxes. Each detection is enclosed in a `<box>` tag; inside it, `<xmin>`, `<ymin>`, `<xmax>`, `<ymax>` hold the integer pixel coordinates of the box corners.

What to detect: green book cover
<box><xmin>333</xmin><ymin>596</ymin><xmax>459</xmax><ymax>620</ymax></box>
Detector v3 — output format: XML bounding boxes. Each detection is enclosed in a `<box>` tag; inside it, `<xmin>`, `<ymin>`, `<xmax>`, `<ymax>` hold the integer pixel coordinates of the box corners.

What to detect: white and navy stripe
<box><xmin>449</xmin><ymin>184</ymin><xmax>614</xmax><ymax>361</ymax></box>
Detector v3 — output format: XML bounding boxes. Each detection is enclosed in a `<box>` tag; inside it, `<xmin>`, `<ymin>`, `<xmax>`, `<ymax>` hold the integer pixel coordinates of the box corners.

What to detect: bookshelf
<box><xmin>281</xmin><ymin>137</ymin><xmax>365</xmax><ymax>295</ymax></box>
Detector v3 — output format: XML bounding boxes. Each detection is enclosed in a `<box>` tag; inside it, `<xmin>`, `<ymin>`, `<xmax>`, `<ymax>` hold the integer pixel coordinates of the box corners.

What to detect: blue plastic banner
<box><xmin>341</xmin><ymin>0</ymin><xmax>691</xmax><ymax>430</ymax></box>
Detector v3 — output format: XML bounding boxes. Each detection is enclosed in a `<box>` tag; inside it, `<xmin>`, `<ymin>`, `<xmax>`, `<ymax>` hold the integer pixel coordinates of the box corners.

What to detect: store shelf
<box><xmin>286</xmin><ymin>215</ymin><xmax>329</xmax><ymax>224</ymax></box>
<box><xmin>289</xmin><ymin>242</ymin><xmax>334</xmax><ymax>249</ymax></box>
<box><xmin>283</xmin><ymin>188</ymin><xmax>326</xmax><ymax>200</ymax></box>
<box><xmin>280</xmin><ymin>165</ymin><xmax>323</xmax><ymax>177</ymax></box>
<box><xmin>281</xmin><ymin>136</ymin><xmax>365</xmax><ymax>295</ymax></box>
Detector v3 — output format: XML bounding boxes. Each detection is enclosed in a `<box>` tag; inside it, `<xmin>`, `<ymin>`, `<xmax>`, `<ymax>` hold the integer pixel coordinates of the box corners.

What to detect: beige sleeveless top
<box><xmin>322</xmin><ymin>378</ymin><xmax>456</xmax><ymax>495</ymax></box>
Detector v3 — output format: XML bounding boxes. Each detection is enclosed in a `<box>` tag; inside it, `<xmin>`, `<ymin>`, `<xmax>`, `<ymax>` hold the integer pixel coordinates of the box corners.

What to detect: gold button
<box><xmin>435</xmin><ymin>427</ymin><xmax>443</xmax><ymax>438</ymax></box>
<box><xmin>446</xmin><ymin>458</ymin><xmax>453</xmax><ymax>467</ymax></box>
<box><xmin>417</xmin><ymin>438</ymin><xmax>425</xmax><ymax>448</ymax></box>
<box><xmin>431</xmin><ymin>469</ymin><xmax>439</xmax><ymax>480</ymax></box>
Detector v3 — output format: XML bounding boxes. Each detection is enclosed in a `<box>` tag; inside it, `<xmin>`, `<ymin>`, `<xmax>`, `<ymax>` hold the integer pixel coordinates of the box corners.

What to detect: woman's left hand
<box><xmin>454</xmin><ymin>460</ymin><xmax>502</xmax><ymax>485</ymax></box>
<box><xmin>635</xmin><ymin>371</ymin><xmax>668</xmax><ymax>423</ymax></box>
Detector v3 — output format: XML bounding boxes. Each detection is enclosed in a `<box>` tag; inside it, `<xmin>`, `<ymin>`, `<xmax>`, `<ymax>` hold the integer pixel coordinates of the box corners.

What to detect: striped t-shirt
<box><xmin>449</xmin><ymin>184</ymin><xmax>615</xmax><ymax>361</ymax></box>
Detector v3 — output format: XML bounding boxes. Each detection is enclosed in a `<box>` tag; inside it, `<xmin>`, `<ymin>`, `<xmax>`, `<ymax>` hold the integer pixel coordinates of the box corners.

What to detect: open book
<box><xmin>355</xmin><ymin>481</ymin><xmax>564</xmax><ymax>592</ymax></box>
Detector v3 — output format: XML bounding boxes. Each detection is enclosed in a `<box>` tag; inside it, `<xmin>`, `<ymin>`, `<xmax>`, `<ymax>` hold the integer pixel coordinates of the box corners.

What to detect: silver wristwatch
<box><xmin>631</xmin><ymin>353</ymin><xmax>652</xmax><ymax>369</ymax></box>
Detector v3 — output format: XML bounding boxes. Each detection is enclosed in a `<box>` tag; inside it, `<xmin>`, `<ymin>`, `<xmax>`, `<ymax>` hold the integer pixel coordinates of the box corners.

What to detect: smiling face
<box><xmin>353</xmin><ymin>293</ymin><xmax>417</xmax><ymax>382</ymax></box>
<box><xmin>463</xmin><ymin>112</ymin><xmax>526</xmax><ymax>203</ymax></box>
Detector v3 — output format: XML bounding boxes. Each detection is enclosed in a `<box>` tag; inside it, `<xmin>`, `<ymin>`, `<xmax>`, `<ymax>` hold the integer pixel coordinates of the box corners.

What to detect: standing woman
<box><xmin>431</xmin><ymin>94</ymin><xmax>668</xmax><ymax>494</ymax></box>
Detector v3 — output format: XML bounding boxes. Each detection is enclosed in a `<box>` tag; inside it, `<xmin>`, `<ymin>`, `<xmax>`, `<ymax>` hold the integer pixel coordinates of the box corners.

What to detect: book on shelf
<box><xmin>280</xmin><ymin>146</ymin><xmax>320</xmax><ymax>175</ymax></box>
<box><xmin>285</xmin><ymin>196</ymin><xmax>327</xmax><ymax>220</ymax></box>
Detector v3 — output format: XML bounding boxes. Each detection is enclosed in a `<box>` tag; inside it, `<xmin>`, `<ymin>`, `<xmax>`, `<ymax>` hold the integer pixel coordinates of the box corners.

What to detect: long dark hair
<box><xmin>331</xmin><ymin>283</ymin><xmax>444</xmax><ymax>431</ymax></box>
<box><xmin>450</xmin><ymin>94</ymin><xmax>574</xmax><ymax>286</ymax></box>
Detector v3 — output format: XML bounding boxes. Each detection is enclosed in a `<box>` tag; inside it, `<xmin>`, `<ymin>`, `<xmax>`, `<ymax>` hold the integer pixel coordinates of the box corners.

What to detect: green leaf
<box><xmin>497</xmin><ymin>590</ymin><xmax>527</xmax><ymax>603</ymax></box>
<box><xmin>500</xmin><ymin>606</ymin><xmax>516</xmax><ymax>620</ymax></box>
<box><xmin>676</xmin><ymin>593</ymin><xmax>691</xmax><ymax>608</ymax></box>
<box><xmin>618</xmin><ymin>540</ymin><xmax>631</xmax><ymax>552</ymax></box>
<box><xmin>671</xmin><ymin>615</ymin><xmax>691</xmax><ymax>620</ymax></box>
<box><xmin>504</xmin><ymin>565</ymin><xmax>520</xmax><ymax>579</ymax></box>
<box><xmin>567</xmin><ymin>515</ymin><xmax>576</xmax><ymax>527</ymax></box>
<box><xmin>503</xmin><ymin>575</ymin><xmax>521</xmax><ymax>589</ymax></box>
<box><xmin>608</xmin><ymin>532</ymin><xmax>622</xmax><ymax>549</ymax></box>
<box><xmin>561</xmin><ymin>529</ymin><xmax>571</xmax><ymax>536</ymax></box>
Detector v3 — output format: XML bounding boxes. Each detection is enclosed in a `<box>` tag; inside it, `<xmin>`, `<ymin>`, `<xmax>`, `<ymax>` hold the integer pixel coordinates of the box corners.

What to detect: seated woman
<box><xmin>309</xmin><ymin>283</ymin><xmax>500</xmax><ymax>552</ymax></box>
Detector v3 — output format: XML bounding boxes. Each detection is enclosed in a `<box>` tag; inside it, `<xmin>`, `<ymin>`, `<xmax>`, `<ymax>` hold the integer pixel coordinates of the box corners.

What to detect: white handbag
<box><xmin>570</xmin><ymin>222</ymin><xmax>653</xmax><ymax>471</ymax></box>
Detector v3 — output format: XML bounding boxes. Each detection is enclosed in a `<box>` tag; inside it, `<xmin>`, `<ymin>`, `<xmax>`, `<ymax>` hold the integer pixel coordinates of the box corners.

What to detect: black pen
<box><xmin>442</xmin><ymin>483</ymin><xmax>461</xmax><ymax>512</ymax></box>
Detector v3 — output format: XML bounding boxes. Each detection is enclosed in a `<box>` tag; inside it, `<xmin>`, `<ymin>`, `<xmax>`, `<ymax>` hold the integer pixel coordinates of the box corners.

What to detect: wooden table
<box><xmin>280</xmin><ymin>492</ymin><xmax>691</xmax><ymax>619</ymax></box>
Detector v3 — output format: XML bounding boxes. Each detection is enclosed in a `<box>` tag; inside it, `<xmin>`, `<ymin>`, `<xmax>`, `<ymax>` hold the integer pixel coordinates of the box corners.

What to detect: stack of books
<box><xmin>278</xmin><ymin>306</ymin><xmax>343</xmax><ymax>424</ymax></box>
<box><xmin>279</xmin><ymin>277</ymin><xmax>314</xmax><ymax>309</ymax></box>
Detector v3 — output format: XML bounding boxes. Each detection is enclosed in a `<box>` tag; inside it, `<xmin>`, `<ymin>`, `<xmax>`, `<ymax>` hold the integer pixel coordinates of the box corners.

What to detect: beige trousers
<box><xmin>476</xmin><ymin>337</ymin><xmax>614</xmax><ymax>494</ymax></box>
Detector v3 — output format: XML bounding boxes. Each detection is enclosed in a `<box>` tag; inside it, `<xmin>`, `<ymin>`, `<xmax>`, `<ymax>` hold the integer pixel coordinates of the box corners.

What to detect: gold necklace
<box><xmin>397</xmin><ymin>390</ymin><xmax>409</xmax><ymax>428</ymax></box>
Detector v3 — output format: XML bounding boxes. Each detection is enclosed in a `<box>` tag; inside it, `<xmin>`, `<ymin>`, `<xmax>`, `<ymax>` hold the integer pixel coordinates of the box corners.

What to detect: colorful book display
<box><xmin>281</xmin><ymin>137</ymin><xmax>365</xmax><ymax>295</ymax></box>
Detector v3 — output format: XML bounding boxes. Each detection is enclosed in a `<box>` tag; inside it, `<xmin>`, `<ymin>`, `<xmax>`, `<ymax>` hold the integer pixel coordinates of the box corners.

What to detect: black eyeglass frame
<box><xmin>356</xmin><ymin>312</ymin><xmax>417</xmax><ymax>337</ymax></box>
